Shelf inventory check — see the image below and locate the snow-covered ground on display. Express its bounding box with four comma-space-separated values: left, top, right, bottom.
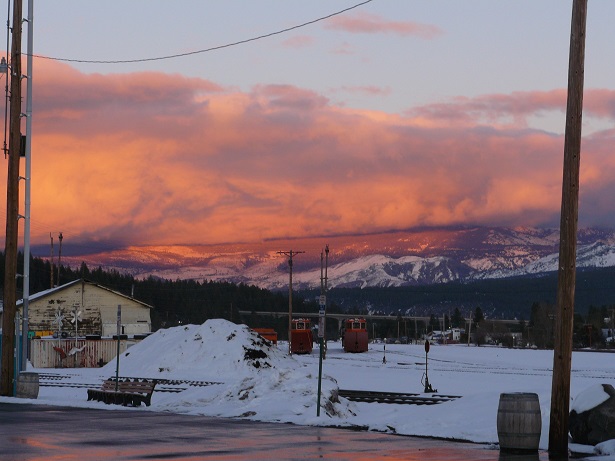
2, 319, 614, 459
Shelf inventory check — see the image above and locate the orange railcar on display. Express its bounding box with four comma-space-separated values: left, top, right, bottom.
342, 318, 368, 353
252, 328, 278, 345
290, 319, 313, 354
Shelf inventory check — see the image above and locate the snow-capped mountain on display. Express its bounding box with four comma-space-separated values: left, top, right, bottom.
509, 241, 615, 277
61, 227, 615, 290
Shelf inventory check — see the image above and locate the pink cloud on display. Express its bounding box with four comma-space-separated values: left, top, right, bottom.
325, 12, 442, 39
330, 42, 355, 55
281, 35, 315, 48
338, 85, 392, 97
406, 90, 569, 128
7, 60, 615, 250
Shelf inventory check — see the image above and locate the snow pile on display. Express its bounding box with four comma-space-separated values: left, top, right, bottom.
571, 384, 610, 414
107, 320, 290, 379
595, 440, 615, 457
102, 319, 353, 421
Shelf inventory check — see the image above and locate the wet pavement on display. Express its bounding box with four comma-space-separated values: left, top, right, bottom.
0, 402, 561, 460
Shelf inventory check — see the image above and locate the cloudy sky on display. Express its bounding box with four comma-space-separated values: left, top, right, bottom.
3, 1, 615, 257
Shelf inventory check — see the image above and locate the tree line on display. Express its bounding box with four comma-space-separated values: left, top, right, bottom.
303, 266, 615, 320
0, 252, 320, 335
2, 253, 613, 347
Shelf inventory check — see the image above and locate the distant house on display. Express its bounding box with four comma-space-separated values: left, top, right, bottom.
426, 328, 463, 344
15, 279, 153, 337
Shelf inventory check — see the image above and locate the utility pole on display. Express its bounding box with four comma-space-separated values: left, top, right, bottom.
323, 244, 329, 358
278, 250, 304, 355
467, 317, 472, 346
20, 0, 33, 373
57, 232, 63, 286
549, 0, 587, 456
49, 233, 54, 288
316, 244, 329, 416
1, 0, 23, 397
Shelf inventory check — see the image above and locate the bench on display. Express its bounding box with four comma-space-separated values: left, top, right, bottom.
87, 378, 157, 407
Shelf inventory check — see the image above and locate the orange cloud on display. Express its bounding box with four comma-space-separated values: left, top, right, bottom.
3, 60, 615, 253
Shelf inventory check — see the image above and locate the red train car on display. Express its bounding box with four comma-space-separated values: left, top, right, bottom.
290, 318, 313, 354
342, 318, 368, 353
252, 328, 278, 345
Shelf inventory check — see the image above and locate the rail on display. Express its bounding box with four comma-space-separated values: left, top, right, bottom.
338, 389, 461, 405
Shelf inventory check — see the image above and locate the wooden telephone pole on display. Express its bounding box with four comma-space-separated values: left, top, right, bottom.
1, 0, 23, 397
278, 250, 304, 354
549, 0, 587, 456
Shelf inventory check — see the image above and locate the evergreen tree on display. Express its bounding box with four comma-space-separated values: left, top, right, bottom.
451, 307, 464, 328
473, 306, 484, 327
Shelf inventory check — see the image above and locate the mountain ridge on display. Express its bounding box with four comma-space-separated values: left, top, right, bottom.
60, 226, 615, 291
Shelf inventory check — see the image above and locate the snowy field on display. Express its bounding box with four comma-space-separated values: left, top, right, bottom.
2, 319, 615, 459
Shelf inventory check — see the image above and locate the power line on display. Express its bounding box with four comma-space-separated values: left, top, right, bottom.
30, 0, 374, 65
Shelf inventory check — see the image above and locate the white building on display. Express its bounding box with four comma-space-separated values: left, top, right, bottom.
15, 279, 152, 337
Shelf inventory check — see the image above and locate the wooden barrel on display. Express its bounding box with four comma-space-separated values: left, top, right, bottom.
497, 392, 541, 452
16, 372, 39, 399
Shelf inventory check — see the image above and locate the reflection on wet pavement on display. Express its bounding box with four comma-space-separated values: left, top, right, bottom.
0, 403, 564, 461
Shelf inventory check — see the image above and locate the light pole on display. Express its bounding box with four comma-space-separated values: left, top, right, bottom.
21, 0, 33, 372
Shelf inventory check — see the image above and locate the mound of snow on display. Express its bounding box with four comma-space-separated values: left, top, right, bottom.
594, 439, 615, 456
107, 319, 292, 379
103, 319, 354, 421
571, 384, 610, 414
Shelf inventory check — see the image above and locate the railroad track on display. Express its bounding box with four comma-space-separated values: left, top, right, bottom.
37, 373, 222, 393
37, 373, 459, 403
338, 389, 461, 405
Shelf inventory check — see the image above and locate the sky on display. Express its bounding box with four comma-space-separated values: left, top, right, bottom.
2, 1, 615, 258
2, 319, 614, 458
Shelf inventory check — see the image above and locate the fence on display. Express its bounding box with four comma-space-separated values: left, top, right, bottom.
30, 337, 142, 368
